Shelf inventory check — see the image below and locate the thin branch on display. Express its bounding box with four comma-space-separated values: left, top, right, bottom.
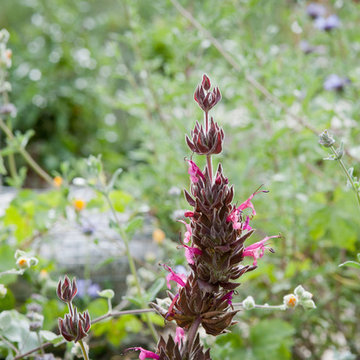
0, 117, 53, 185
13, 308, 155, 359
0, 334, 19, 355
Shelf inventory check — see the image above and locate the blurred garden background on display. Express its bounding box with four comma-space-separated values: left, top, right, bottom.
0, 0, 360, 359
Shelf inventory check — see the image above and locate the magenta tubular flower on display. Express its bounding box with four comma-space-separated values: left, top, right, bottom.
126, 347, 160, 360
178, 220, 192, 243
221, 291, 234, 306
237, 188, 268, 216
164, 265, 187, 289
243, 235, 279, 266
188, 160, 205, 183
175, 327, 185, 344
183, 244, 202, 265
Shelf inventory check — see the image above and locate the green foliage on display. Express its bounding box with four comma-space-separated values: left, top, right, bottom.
0, 0, 360, 358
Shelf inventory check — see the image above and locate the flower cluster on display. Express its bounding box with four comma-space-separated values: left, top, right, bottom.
143, 75, 280, 359
57, 276, 91, 343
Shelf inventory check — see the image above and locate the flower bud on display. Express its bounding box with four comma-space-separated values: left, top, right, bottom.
0, 284, 7, 298
30, 321, 42, 332
319, 130, 335, 148
57, 276, 78, 303
0, 29, 10, 43
294, 285, 305, 298
301, 299, 316, 309
58, 307, 91, 342
301, 291, 313, 300
242, 296, 255, 310
283, 294, 298, 309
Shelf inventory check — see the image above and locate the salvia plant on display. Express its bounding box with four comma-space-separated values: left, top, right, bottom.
119, 75, 314, 360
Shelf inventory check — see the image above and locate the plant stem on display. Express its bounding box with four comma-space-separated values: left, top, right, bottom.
103, 193, 158, 341
78, 340, 89, 360
0, 117, 53, 186
330, 145, 360, 211
186, 317, 201, 353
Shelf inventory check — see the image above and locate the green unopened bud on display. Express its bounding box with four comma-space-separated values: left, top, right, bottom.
0, 29, 10, 43
294, 285, 305, 297
0, 284, 7, 298
301, 299, 316, 309
319, 130, 335, 148
242, 296, 255, 310
301, 291, 313, 300
98, 289, 114, 299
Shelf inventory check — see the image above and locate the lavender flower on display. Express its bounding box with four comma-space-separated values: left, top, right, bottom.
314, 15, 340, 32
323, 74, 350, 92
306, 3, 326, 19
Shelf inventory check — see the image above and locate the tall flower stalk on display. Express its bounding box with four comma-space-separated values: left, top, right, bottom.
126, 75, 281, 360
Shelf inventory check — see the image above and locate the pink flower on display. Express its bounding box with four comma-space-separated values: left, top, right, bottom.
184, 211, 194, 218
127, 347, 159, 360
221, 291, 234, 306
226, 208, 241, 230
238, 187, 268, 216
163, 265, 187, 289
243, 235, 278, 266
178, 220, 192, 243
175, 327, 185, 344
243, 216, 252, 231
183, 244, 202, 265
188, 160, 205, 183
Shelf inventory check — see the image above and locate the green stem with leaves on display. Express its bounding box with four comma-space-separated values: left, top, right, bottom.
330, 145, 360, 210
103, 193, 158, 341
0, 117, 53, 185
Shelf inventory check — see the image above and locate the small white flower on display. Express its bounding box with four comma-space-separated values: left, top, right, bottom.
16, 257, 30, 269
242, 296, 256, 310
283, 294, 298, 309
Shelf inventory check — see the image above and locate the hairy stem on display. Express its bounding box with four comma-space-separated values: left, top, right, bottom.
186, 317, 201, 353
0, 117, 53, 185
78, 339, 89, 360
330, 145, 360, 211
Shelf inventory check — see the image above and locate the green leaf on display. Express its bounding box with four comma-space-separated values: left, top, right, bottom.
39, 330, 63, 345
250, 319, 295, 360
109, 190, 133, 212
145, 278, 165, 302
125, 217, 143, 237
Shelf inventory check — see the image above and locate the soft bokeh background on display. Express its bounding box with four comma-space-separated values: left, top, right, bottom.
0, 0, 360, 359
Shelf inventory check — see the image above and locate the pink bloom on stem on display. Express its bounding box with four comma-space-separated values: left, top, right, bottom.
238, 187, 269, 216
127, 347, 159, 360
175, 327, 185, 344
178, 220, 192, 243
226, 208, 241, 230
243, 235, 278, 266
184, 211, 194, 218
243, 216, 252, 231
188, 160, 205, 184
221, 291, 234, 306
183, 244, 202, 265
163, 265, 187, 289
